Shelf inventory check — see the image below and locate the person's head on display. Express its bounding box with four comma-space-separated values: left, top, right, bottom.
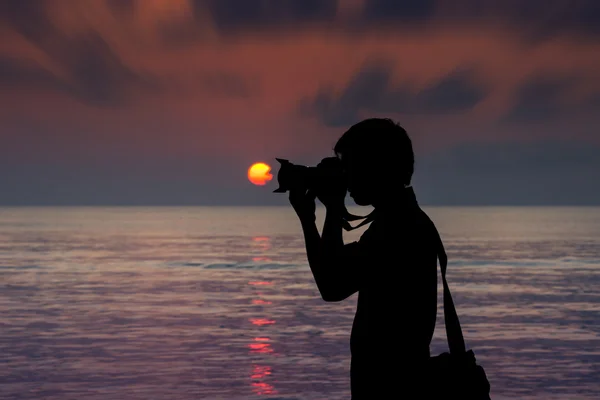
334, 118, 414, 206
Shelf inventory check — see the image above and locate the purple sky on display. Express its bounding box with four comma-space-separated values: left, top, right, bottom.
1, 0, 599, 205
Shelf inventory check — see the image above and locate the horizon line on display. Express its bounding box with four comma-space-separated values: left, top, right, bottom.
1, 204, 599, 207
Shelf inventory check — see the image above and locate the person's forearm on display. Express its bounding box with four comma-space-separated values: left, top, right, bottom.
321, 205, 344, 252
298, 215, 327, 290
299, 207, 345, 298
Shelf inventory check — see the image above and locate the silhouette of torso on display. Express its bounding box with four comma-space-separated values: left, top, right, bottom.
345, 188, 438, 398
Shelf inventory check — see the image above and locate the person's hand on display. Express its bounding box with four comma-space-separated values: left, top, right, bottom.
316, 185, 346, 211
315, 158, 347, 211
289, 188, 317, 222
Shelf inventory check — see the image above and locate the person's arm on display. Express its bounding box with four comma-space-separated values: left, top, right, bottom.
303, 206, 360, 301
291, 190, 363, 302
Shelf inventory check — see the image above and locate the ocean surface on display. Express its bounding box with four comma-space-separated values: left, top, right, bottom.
1, 206, 600, 399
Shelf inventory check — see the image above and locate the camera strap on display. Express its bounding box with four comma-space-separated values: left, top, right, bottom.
341, 209, 377, 231
342, 185, 416, 231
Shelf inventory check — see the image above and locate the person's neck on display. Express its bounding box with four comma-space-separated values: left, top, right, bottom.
372, 186, 417, 211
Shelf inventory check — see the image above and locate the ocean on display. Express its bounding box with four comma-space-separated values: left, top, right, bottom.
1, 206, 599, 399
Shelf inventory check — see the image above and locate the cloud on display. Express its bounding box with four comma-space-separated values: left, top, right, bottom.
298, 61, 397, 127
418, 69, 486, 113
504, 74, 600, 122
430, 0, 600, 38
3, 1, 600, 45
362, 0, 436, 22
0, 1, 157, 107
300, 61, 486, 127
196, 0, 337, 32
505, 75, 576, 122
1, 34, 156, 107
0, 0, 599, 205
57, 33, 155, 107
365, 1, 600, 39
198, 72, 259, 98
0, 56, 63, 90
179, 0, 600, 40
106, 0, 135, 19
0, 0, 55, 43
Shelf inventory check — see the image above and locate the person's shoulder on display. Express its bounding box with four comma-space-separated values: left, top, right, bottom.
414, 207, 434, 225
358, 206, 435, 242
383, 207, 436, 240
358, 212, 404, 245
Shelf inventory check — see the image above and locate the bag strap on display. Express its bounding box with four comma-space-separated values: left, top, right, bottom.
431, 222, 467, 355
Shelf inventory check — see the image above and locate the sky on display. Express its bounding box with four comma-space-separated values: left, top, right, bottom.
1, 0, 599, 206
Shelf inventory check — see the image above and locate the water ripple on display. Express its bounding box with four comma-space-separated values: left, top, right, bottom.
1, 206, 600, 399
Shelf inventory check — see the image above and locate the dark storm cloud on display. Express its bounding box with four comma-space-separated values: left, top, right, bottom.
300, 61, 485, 127
505, 75, 600, 122
416, 140, 600, 205
195, 0, 337, 31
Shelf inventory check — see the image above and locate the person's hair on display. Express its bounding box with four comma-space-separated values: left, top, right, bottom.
333, 118, 414, 185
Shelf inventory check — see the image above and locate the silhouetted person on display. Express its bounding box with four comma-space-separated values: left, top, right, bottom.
289, 118, 439, 398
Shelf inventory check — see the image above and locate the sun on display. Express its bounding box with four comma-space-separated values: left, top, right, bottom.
248, 162, 273, 186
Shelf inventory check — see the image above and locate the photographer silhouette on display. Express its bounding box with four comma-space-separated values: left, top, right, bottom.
289, 118, 439, 399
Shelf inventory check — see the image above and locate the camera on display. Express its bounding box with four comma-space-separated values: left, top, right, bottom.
273, 157, 375, 231
273, 157, 374, 230
272, 157, 345, 194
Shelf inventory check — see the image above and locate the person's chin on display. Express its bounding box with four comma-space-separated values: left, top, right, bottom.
350, 193, 371, 206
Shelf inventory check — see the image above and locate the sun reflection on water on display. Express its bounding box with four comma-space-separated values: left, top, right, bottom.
247, 237, 278, 396
249, 337, 274, 354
